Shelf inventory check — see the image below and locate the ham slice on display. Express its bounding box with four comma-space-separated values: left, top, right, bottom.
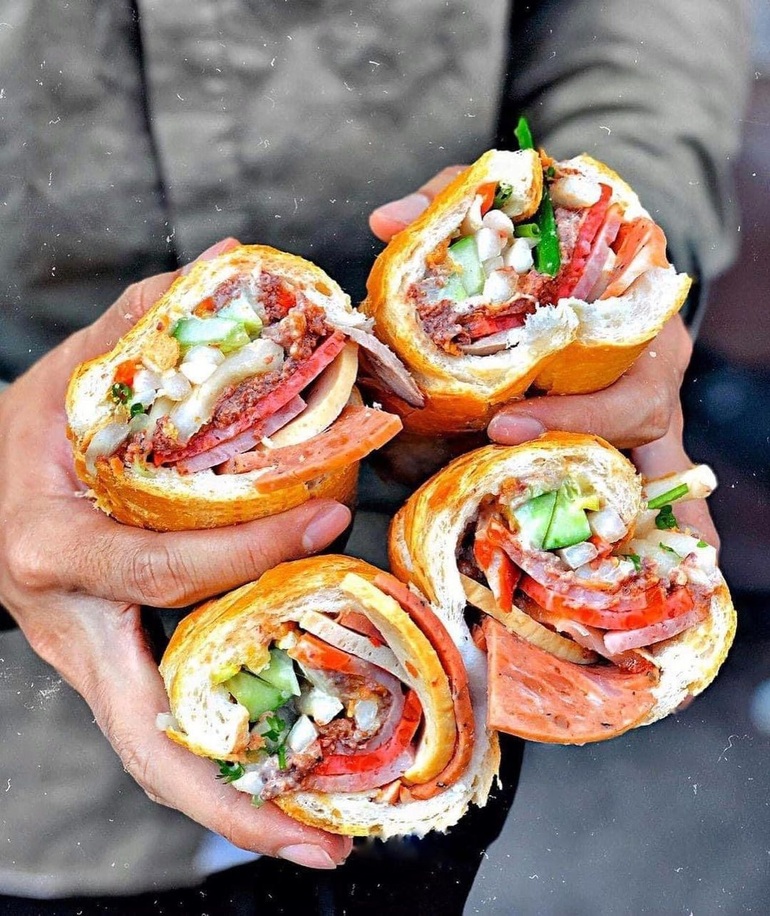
603, 599, 708, 654
483, 617, 659, 744
218, 404, 402, 484
175, 396, 306, 474
343, 326, 425, 408
599, 217, 670, 299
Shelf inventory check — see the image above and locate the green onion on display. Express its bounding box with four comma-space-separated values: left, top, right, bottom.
129, 402, 146, 417
655, 505, 679, 530
514, 223, 541, 240
277, 744, 288, 770
214, 759, 245, 783
493, 182, 513, 209
697, 539, 708, 548
625, 553, 642, 572
110, 382, 132, 405
534, 185, 561, 276
658, 542, 681, 555
647, 483, 689, 510
514, 115, 535, 151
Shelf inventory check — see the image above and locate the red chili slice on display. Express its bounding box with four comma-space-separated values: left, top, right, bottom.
520, 574, 695, 632
478, 182, 497, 215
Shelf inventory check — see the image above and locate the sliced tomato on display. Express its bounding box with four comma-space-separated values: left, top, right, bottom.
477, 182, 497, 215
600, 217, 669, 299
312, 690, 422, 778
289, 632, 361, 674
464, 310, 530, 340
114, 359, 139, 387
474, 540, 520, 613
520, 575, 696, 632
337, 609, 386, 647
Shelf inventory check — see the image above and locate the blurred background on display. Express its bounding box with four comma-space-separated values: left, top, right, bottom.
466, 3, 770, 912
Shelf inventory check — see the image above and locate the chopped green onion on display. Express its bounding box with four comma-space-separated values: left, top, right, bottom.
493, 182, 513, 209
534, 184, 561, 276
110, 382, 132, 405
277, 744, 288, 770
625, 553, 642, 573
647, 483, 690, 510
514, 115, 535, 151
655, 505, 679, 530
514, 223, 541, 240
546, 165, 556, 179
697, 539, 708, 548
658, 542, 681, 556
214, 759, 245, 783
130, 402, 146, 417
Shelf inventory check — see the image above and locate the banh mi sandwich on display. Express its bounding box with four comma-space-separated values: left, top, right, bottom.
66, 245, 423, 530
389, 434, 735, 744
363, 118, 691, 435
158, 555, 499, 837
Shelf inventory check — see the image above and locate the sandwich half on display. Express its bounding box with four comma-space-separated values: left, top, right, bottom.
159, 555, 499, 837
363, 147, 691, 435
66, 245, 420, 530
390, 434, 735, 744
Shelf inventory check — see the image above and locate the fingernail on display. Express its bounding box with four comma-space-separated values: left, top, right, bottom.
302, 504, 351, 553
277, 844, 337, 869
181, 238, 240, 275
372, 192, 430, 227
488, 414, 546, 444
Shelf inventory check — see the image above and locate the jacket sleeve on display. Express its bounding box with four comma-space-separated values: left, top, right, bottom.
499, 0, 752, 329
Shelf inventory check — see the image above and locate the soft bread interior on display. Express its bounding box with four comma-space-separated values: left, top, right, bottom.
160, 555, 499, 838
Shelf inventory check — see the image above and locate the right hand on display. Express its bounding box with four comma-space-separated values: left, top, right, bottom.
0, 241, 353, 869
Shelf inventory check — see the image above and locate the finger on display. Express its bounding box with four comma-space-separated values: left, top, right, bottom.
488, 317, 692, 450
51, 499, 351, 607
84, 606, 352, 866
369, 165, 467, 241
631, 407, 720, 550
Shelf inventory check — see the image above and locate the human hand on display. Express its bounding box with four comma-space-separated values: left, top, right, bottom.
0, 239, 353, 869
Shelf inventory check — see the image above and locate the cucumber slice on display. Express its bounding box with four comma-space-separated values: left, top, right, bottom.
224, 670, 286, 721
218, 297, 263, 336
510, 491, 558, 550
173, 316, 243, 348
441, 273, 469, 302
257, 649, 301, 698
448, 236, 485, 296
542, 483, 593, 550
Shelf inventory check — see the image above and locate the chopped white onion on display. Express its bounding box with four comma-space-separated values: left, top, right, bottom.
160, 370, 192, 401
549, 175, 602, 209
482, 209, 514, 238
460, 194, 484, 235
230, 770, 267, 796
483, 268, 516, 304
556, 541, 599, 570
575, 557, 636, 585
169, 339, 284, 444
503, 237, 534, 273
286, 715, 319, 754
132, 368, 163, 406
587, 506, 628, 543
84, 421, 132, 475
353, 698, 379, 732
180, 345, 225, 385
183, 345, 226, 366
475, 226, 503, 261
297, 686, 344, 726
483, 255, 505, 277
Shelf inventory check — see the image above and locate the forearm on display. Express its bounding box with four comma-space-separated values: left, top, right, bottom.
500, 0, 751, 299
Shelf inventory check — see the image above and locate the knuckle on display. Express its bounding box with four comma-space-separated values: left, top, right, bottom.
128, 541, 191, 607
3, 531, 54, 596
645, 387, 673, 442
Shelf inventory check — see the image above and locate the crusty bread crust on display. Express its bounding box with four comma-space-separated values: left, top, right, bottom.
160, 555, 499, 837
363, 153, 691, 434
66, 246, 374, 530
389, 433, 736, 738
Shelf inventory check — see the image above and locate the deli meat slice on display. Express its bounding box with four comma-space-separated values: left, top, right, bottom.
219, 405, 402, 486
483, 618, 659, 744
